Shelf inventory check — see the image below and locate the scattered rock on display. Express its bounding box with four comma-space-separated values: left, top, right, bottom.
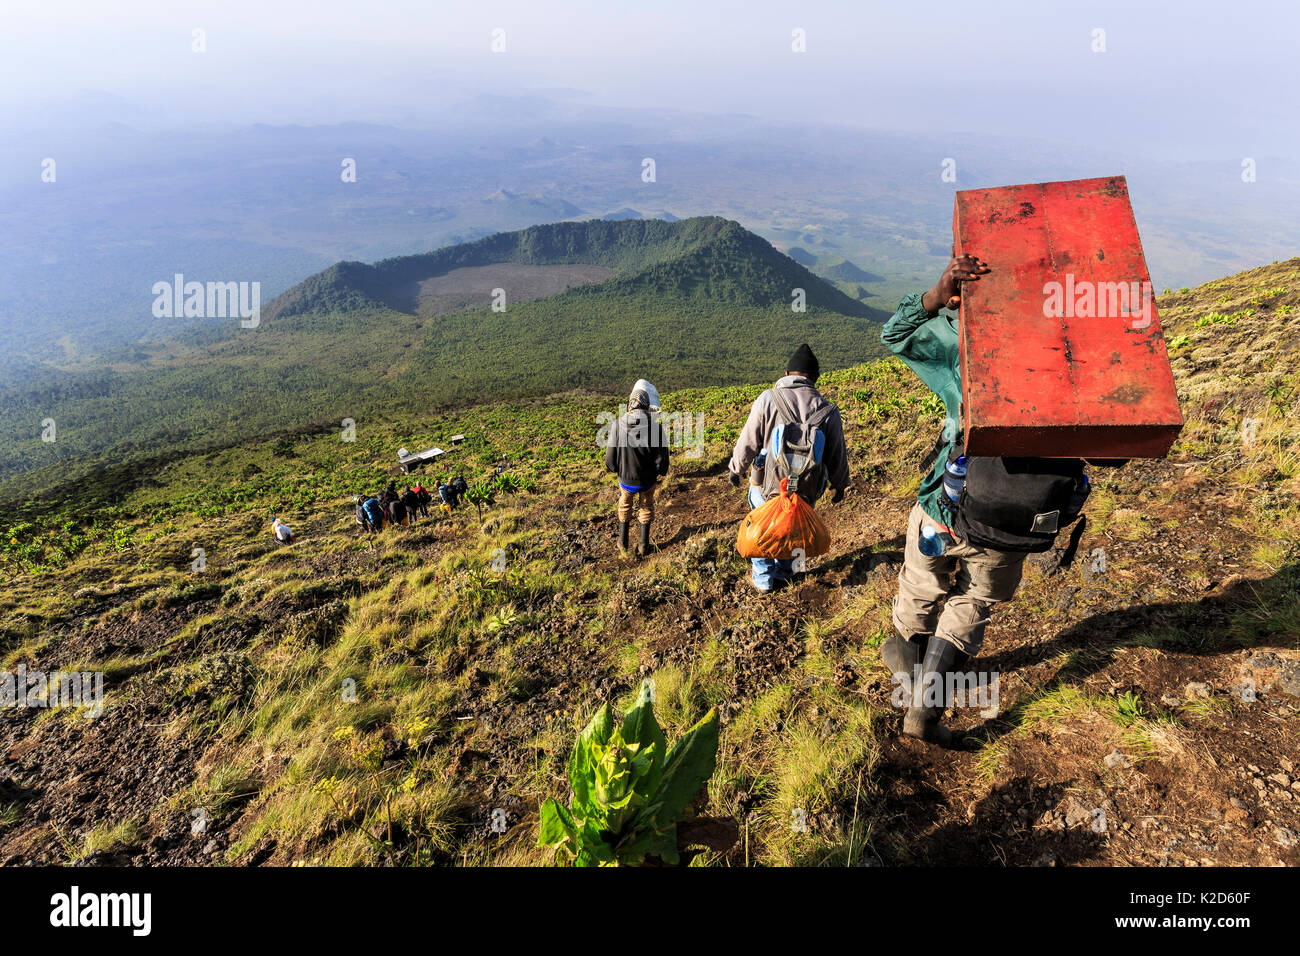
1063, 797, 1094, 829
1184, 681, 1212, 699
1028, 549, 1067, 577
1241, 651, 1300, 699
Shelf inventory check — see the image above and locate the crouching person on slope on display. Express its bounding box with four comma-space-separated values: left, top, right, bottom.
604, 379, 670, 555
727, 344, 849, 592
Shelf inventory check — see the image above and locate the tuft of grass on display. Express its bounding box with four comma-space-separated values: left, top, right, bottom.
757, 687, 880, 867
75, 819, 144, 860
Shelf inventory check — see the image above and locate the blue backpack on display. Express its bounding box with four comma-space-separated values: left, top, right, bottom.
362, 498, 384, 527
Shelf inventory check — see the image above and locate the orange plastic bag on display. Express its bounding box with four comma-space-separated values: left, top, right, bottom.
736, 479, 831, 560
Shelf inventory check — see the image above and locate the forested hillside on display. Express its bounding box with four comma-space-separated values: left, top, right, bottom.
0, 218, 887, 499
268, 217, 874, 319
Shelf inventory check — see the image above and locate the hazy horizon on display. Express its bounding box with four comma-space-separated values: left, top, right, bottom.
2, 0, 1297, 375
4, 0, 1295, 158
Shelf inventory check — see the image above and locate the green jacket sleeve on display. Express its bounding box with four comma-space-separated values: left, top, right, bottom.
880, 291, 963, 422
881, 291, 938, 351
882, 292, 964, 526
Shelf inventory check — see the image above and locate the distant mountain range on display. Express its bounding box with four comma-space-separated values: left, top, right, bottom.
0, 217, 889, 496
6, 115, 1297, 386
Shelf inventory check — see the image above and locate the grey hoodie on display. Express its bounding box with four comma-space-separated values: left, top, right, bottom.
728, 375, 849, 495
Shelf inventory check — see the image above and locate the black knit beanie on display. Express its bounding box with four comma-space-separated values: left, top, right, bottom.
786, 343, 819, 379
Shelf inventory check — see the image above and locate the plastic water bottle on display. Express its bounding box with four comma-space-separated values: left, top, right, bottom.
1068, 473, 1091, 515
919, 525, 946, 557
943, 455, 968, 503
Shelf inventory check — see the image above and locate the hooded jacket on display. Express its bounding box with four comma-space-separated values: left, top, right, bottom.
604, 385, 669, 491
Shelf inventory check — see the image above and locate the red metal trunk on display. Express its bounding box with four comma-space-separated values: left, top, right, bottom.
953, 175, 1183, 458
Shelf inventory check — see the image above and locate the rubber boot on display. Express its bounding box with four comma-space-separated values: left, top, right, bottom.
902, 638, 968, 746
881, 627, 927, 679
618, 520, 630, 551
637, 522, 651, 556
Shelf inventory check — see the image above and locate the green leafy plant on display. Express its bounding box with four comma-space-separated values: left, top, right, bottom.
492, 472, 521, 495
463, 483, 496, 523
538, 682, 719, 866
486, 606, 518, 634
1114, 691, 1145, 727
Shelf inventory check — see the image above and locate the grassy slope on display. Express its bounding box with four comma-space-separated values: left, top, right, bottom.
2, 261, 1298, 866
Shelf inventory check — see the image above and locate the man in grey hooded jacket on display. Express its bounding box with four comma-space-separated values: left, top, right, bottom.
727, 344, 850, 591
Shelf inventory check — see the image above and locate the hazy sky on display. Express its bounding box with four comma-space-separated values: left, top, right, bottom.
3, 0, 1294, 159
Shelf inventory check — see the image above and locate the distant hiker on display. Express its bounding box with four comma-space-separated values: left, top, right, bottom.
401, 487, 422, 524
437, 480, 456, 510
880, 256, 1122, 745
453, 474, 468, 499
727, 345, 849, 592
271, 517, 295, 544
360, 496, 385, 534
379, 481, 400, 507
387, 497, 409, 527
604, 378, 669, 555
411, 483, 432, 518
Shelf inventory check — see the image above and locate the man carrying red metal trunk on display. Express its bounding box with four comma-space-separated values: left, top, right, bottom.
880, 255, 1124, 746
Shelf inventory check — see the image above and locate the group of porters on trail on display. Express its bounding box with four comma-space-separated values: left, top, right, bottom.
354, 474, 470, 533
605, 255, 1132, 747
271, 256, 1135, 748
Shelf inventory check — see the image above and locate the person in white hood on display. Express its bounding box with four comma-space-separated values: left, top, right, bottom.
603, 379, 669, 555
272, 517, 294, 544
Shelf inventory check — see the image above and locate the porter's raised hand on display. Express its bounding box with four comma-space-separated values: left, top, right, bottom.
923, 254, 990, 313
